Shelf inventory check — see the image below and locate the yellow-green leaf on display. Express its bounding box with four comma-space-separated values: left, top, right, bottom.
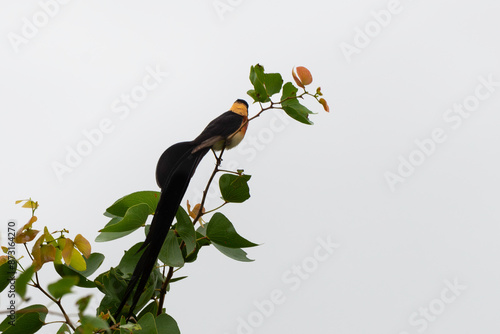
69, 249, 86, 271
22, 200, 39, 209
54, 247, 63, 265
44, 226, 55, 243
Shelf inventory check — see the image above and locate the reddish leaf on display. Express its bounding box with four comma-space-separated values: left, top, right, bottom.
62, 238, 74, 265
293, 66, 313, 87
31, 234, 45, 271
186, 200, 205, 220
14, 229, 40, 244
292, 69, 304, 88
40, 244, 56, 263
319, 98, 330, 112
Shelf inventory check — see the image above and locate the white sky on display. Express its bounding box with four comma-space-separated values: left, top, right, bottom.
1, 0, 500, 333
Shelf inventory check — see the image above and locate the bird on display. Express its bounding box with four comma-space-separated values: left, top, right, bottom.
114, 99, 249, 320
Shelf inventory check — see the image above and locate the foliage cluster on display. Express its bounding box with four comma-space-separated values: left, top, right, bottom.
0, 64, 328, 333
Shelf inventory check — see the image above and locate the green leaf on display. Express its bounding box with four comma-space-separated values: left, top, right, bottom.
48, 276, 79, 299
202, 220, 255, 262
136, 313, 157, 333
137, 300, 159, 321
106, 191, 160, 217
282, 103, 315, 125
158, 231, 184, 268
116, 243, 145, 277
53, 264, 95, 288
134, 276, 161, 317
95, 217, 132, 242
118, 315, 128, 332
73, 252, 105, 277
281, 81, 298, 100
100, 203, 151, 233
182, 242, 201, 263
132, 312, 181, 334
78, 315, 110, 333
175, 207, 196, 255
0, 257, 16, 293
182, 229, 212, 262
263, 72, 284, 97
54, 253, 105, 288
182, 231, 211, 263
246, 89, 259, 103
94, 268, 128, 316
206, 213, 258, 248
56, 323, 71, 334
119, 321, 142, 333
169, 276, 188, 283
195, 229, 211, 245
0, 304, 48, 334
248, 64, 269, 103
247, 64, 283, 103
156, 313, 181, 334
76, 295, 92, 316
280, 82, 314, 125
219, 174, 251, 203
16, 266, 34, 299
212, 243, 254, 262
75, 295, 92, 316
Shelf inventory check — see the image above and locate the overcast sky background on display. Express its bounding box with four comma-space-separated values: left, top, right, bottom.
1, 1, 500, 333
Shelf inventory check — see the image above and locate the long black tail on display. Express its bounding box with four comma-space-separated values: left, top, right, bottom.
114, 142, 210, 319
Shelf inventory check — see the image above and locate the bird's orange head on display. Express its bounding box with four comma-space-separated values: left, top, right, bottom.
230, 99, 249, 117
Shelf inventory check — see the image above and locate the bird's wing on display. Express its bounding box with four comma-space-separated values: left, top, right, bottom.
192, 111, 245, 150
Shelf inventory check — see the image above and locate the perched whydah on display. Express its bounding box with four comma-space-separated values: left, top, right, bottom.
114, 99, 249, 319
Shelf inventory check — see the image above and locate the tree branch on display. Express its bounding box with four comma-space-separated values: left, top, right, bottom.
22, 243, 76, 331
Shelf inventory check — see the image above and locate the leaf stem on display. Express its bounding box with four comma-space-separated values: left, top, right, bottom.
203, 202, 228, 215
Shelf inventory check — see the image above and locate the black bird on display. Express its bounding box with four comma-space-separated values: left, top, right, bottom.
114, 99, 249, 319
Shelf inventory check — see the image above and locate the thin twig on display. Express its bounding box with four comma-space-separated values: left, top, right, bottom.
157, 266, 174, 316
192, 146, 226, 226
